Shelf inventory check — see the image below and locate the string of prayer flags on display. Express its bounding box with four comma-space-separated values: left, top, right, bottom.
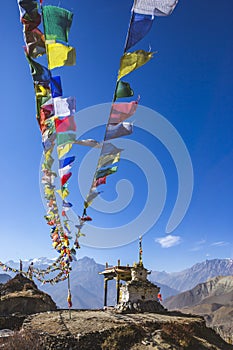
105, 122, 133, 141
114, 81, 134, 100
50, 76, 63, 98
54, 96, 76, 117
133, 0, 179, 16
55, 115, 76, 133
109, 101, 138, 124
118, 50, 154, 81
42, 6, 73, 43
46, 42, 76, 70
125, 12, 154, 52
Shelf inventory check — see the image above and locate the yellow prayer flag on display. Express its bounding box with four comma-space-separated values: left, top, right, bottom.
57, 143, 73, 159
35, 84, 50, 97
44, 187, 55, 196
98, 152, 120, 169
118, 50, 154, 81
56, 188, 69, 199
46, 42, 76, 70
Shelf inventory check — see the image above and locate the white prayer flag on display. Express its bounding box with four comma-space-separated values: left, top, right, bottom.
133, 0, 179, 16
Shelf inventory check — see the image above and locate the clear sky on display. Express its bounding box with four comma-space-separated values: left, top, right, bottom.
1, 0, 232, 272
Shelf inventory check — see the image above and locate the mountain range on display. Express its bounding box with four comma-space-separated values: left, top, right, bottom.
150, 258, 233, 292
163, 275, 233, 343
0, 273, 11, 284
4, 257, 233, 309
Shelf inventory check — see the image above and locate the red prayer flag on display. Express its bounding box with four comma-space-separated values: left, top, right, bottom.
93, 176, 107, 188
55, 115, 76, 133
61, 172, 72, 186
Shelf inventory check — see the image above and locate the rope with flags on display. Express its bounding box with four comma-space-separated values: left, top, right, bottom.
15, 0, 179, 306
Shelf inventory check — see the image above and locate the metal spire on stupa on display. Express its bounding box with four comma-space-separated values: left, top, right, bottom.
139, 236, 143, 266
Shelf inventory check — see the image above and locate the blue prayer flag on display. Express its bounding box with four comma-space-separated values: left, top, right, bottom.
50, 76, 63, 98
125, 12, 154, 52
59, 156, 75, 169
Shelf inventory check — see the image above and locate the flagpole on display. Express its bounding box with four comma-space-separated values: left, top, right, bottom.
68, 274, 72, 320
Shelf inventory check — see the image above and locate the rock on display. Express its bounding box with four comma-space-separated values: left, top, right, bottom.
0, 274, 57, 316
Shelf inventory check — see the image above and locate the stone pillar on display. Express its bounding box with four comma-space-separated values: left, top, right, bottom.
116, 277, 120, 304
104, 278, 108, 307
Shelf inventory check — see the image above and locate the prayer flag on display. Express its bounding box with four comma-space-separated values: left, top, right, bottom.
115, 81, 134, 100
57, 187, 69, 199
21, 13, 41, 31
133, 0, 179, 16
98, 153, 120, 169
95, 166, 118, 180
62, 201, 73, 209
46, 43, 76, 70
18, 0, 38, 19
56, 133, 76, 146
26, 54, 51, 83
61, 172, 72, 186
58, 164, 72, 178
101, 143, 124, 156
50, 76, 63, 98
42, 6, 73, 43
118, 50, 153, 81
54, 96, 76, 117
59, 156, 75, 169
24, 28, 45, 58
105, 122, 133, 141
125, 12, 154, 52
57, 143, 73, 158
93, 176, 107, 188
110, 101, 138, 124
74, 139, 101, 148
55, 116, 76, 133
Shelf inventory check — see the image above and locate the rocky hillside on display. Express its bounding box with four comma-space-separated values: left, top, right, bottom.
0, 273, 57, 315
0, 310, 230, 350
150, 258, 233, 292
164, 275, 233, 344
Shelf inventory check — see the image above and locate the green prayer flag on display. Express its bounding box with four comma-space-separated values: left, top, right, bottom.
115, 81, 134, 100
95, 166, 118, 180
42, 6, 73, 43
56, 133, 76, 146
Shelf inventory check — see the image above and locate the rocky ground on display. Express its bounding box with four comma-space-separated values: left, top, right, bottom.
2, 309, 229, 350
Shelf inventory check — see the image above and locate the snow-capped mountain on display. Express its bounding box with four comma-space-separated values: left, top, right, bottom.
3, 257, 233, 308
150, 259, 233, 292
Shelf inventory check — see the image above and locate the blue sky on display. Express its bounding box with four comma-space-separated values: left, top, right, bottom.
1, 0, 232, 272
